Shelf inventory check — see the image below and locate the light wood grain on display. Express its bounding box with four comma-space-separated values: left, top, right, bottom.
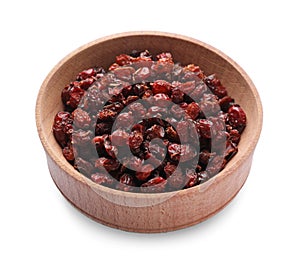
36, 32, 263, 233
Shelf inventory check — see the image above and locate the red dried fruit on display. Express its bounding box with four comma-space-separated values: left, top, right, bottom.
206, 155, 226, 176
198, 150, 213, 167
199, 93, 220, 116
123, 95, 139, 106
131, 123, 145, 133
127, 156, 143, 171
128, 102, 146, 120
165, 126, 179, 142
225, 140, 238, 160
147, 106, 167, 117
133, 67, 151, 82
190, 82, 208, 101
129, 130, 143, 150
79, 78, 95, 90
197, 119, 213, 139
205, 74, 228, 98
98, 109, 117, 122
117, 173, 136, 192
170, 104, 186, 119
171, 89, 185, 104
62, 84, 85, 110
198, 171, 210, 184
168, 143, 181, 162
184, 64, 205, 79
153, 93, 171, 107
142, 89, 153, 100
145, 125, 165, 140
53, 50, 246, 193
114, 112, 134, 128
147, 139, 167, 161
116, 54, 133, 66
136, 164, 153, 181
132, 83, 149, 97
229, 129, 241, 145
91, 172, 115, 186
108, 63, 120, 71
111, 129, 129, 146
176, 121, 190, 143
75, 157, 94, 176
185, 102, 201, 120
228, 105, 247, 132
95, 157, 120, 172
156, 52, 173, 63
95, 122, 112, 136
175, 81, 196, 95
185, 169, 199, 188
53, 111, 73, 147
73, 108, 91, 129
77, 68, 96, 80
151, 61, 173, 74
113, 66, 135, 81
141, 177, 167, 193
180, 144, 197, 162
72, 129, 92, 145
219, 96, 234, 112
152, 80, 172, 95
103, 137, 118, 159
164, 164, 186, 190
62, 144, 75, 162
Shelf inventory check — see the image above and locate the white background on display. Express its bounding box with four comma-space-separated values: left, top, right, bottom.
1, 0, 299, 266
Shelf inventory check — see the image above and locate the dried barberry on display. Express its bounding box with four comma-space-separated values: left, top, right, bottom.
227, 105, 247, 133
53, 50, 247, 193
53, 111, 73, 147
141, 177, 167, 193
91, 172, 115, 186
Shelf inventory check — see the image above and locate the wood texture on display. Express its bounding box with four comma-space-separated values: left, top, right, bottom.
36, 32, 263, 233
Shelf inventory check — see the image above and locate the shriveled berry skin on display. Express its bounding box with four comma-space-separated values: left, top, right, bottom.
53, 50, 246, 193
228, 105, 247, 133
141, 177, 167, 193
53, 111, 73, 147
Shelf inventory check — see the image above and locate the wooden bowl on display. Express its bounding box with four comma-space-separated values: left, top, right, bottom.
36, 32, 262, 233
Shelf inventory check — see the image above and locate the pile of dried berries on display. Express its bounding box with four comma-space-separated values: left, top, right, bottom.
53, 50, 246, 193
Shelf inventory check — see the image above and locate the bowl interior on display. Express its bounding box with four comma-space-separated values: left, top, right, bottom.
37, 32, 262, 190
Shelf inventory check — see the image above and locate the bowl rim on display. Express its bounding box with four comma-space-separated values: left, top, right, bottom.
35, 31, 263, 198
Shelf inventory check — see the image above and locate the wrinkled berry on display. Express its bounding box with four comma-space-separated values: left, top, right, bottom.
228, 105, 247, 132
141, 177, 167, 193
53, 50, 246, 193
136, 164, 153, 181
152, 80, 172, 95
91, 172, 115, 186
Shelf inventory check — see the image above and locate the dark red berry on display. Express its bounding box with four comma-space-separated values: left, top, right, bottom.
62, 144, 75, 162
141, 177, 167, 193
95, 157, 120, 172
91, 172, 115, 186
228, 105, 247, 132
168, 143, 181, 162
72, 108, 91, 129
111, 129, 129, 146
152, 80, 172, 95
136, 164, 153, 181
77, 68, 96, 80
53, 111, 73, 147
197, 119, 213, 139
117, 173, 136, 192
129, 131, 143, 150
53, 50, 247, 193
185, 102, 201, 120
